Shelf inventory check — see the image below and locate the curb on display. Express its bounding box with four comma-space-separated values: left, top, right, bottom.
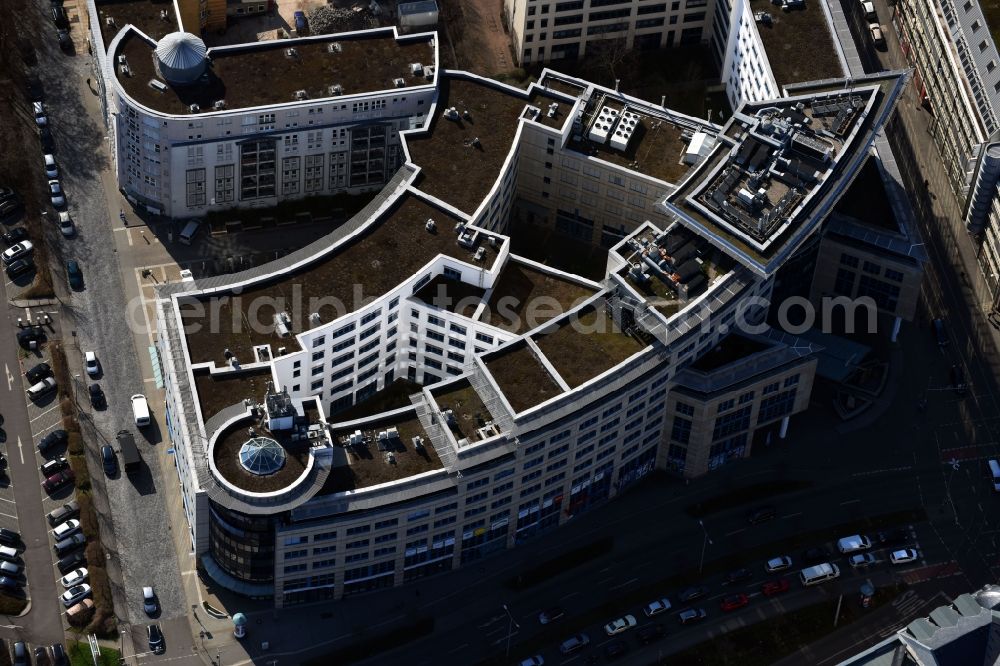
11, 299, 58, 308
14, 598, 31, 618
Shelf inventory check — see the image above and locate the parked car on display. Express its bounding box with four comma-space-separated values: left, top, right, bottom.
26, 376, 57, 400
37, 429, 67, 454
0, 529, 19, 546
33, 647, 46, 666
101, 445, 117, 476
603, 639, 628, 661
890, 548, 919, 565
142, 586, 159, 616
950, 364, 967, 396
603, 614, 637, 636
558, 633, 590, 655
765, 556, 793, 573
147, 624, 165, 654
40, 456, 69, 477
52, 519, 81, 540
801, 546, 829, 564
875, 528, 910, 547
643, 598, 672, 617
869, 22, 885, 47
761, 578, 790, 596
293, 10, 308, 33
13, 641, 26, 666
0, 562, 22, 578
88, 384, 106, 409
2, 240, 33, 264
51, 644, 68, 666
42, 469, 74, 494
44, 154, 58, 178
61, 583, 92, 607
17, 327, 45, 349
677, 585, 708, 602
59, 567, 88, 589
538, 607, 564, 624
678, 608, 707, 625
65, 598, 93, 619
51, 5, 69, 28
720, 594, 750, 612
57, 28, 72, 51
57, 551, 85, 574
0, 197, 22, 220
48, 179, 64, 207
39, 126, 54, 152
747, 506, 776, 524
1, 227, 28, 246
0, 577, 20, 593
849, 553, 877, 568
861, 0, 876, 19
519, 657, 544, 666
5, 258, 34, 280
837, 535, 872, 554
53, 533, 85, 556
85, 351, 99, 377
724, 568, 753, 585
57, 211, 74, 236
33, 101, 47, 126
66, 260, 83, 289
636, 623, 665, 645
47, 500, 79, 526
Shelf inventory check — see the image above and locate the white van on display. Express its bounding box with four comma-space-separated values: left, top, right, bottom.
130, 394, 150, 427
178, 219, 201, 245
988, 460, 1000, 491
836, 534, 872, 554
799, 563, 840, 586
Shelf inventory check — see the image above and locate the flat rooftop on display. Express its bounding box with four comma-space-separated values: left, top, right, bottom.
212, 419, 312, 493
748, 0, 844, 87
194, 368, 273, 421
482, 261, 596, 334
572, 103, 694, 184
98, 0, 178, 49
412, 275, 486, 318
116, 31, 436, 115
533, 307, 647, 389
690, 334, 770, 372
406, 76, 565, 215
432, 380, 492, 442
484, 343, 563, 413
181, 192, 498, 366
323, 414, 441, 493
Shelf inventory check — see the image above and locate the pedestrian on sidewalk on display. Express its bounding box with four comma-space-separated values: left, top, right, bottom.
120, 208, 127, 225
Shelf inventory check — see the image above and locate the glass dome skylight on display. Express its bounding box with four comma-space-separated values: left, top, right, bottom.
238, 437, 286, 476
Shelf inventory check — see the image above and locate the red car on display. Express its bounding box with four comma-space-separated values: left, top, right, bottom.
762, 578, 790, 596
720, 594, 749, 612
42, 469, 74, 493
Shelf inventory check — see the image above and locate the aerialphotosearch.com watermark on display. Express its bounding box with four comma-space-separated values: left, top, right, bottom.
124, 282, 881, 340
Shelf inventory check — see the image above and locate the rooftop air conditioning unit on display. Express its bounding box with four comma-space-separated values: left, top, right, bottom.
189, 104, 200, 113
393, 78, 406, 88
294, 89, 308, 100
474, 247, 486, 262
213, 100, 226, 110
410, 62, 423, 76
309, 312, 321, 325
328, 84, 343, 96
425, 218, 436, 232
117, 55, 127, 66
120, 65, 131, 77
105, 17, 115, 27
424, 66, 435, 80
328, 42, 342, 53
285, 47, 298, 58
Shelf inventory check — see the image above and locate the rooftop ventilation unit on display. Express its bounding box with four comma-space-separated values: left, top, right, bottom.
117, 55, 127, 66
188, 103, 200, 113
328, 42, 342, 53
474, 247, 486, 262
393, 77, 406, 88
444, 107, 460, 121
285, 47, 298, 58
120, 64, 132, 77
159, 9, 169, 21
425, 218, 437, 232
546, 102, 559, 118
105, 17, 115, 27
213, 100, 226, 110
610, 110, 640, 151
294, 89, 308, 100
424, 66, 435, 80
329, 84, 343, 96
410, 62, 423, 76
309, 312, 321, 325
588, 105, 620, 143
273, 312, 292, 337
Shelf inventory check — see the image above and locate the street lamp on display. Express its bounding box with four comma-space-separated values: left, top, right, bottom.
502, 604, 519, 658
698, 519, 713, 574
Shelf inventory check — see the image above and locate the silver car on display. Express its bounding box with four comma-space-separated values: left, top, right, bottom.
48, 180, 64, 207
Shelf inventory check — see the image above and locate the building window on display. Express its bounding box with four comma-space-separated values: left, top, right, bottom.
670, 417, 691, 444
214, 164, 235, 203
185, 168, 206, 207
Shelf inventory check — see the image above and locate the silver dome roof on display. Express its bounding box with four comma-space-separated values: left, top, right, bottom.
155, 32, 207, 84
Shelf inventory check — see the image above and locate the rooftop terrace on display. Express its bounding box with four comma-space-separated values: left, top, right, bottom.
533, 307, 647, 389
180, 193, 497, 366
323, 414, 441, 494
571, 103, 694, 184
117, 31, 435, 115
484, 343, 563, 413
432, 380, 493, 442
482, 261, 596, 334
406, 77, 565, 215
194, 368, 272, 421
748, 0, 844, 87
98, 0, 178, 49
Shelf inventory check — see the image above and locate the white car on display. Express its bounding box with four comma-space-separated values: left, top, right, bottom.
603, 614, 637, 636
44, 154, 58, 179
61, 583, 91, 607
52, 519, 81, 540
85, 352, 99, 377
849, 553, 876, 568
59, 567, 88, 589
765, 556, 793, 573
890, 548, 919, 565
58, 211, 74, 237
33, 102, 47, 126
1, 240, 33, 265
869, 22, 885, 46
48, 179, 65, 207
643, 598, 672, 617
